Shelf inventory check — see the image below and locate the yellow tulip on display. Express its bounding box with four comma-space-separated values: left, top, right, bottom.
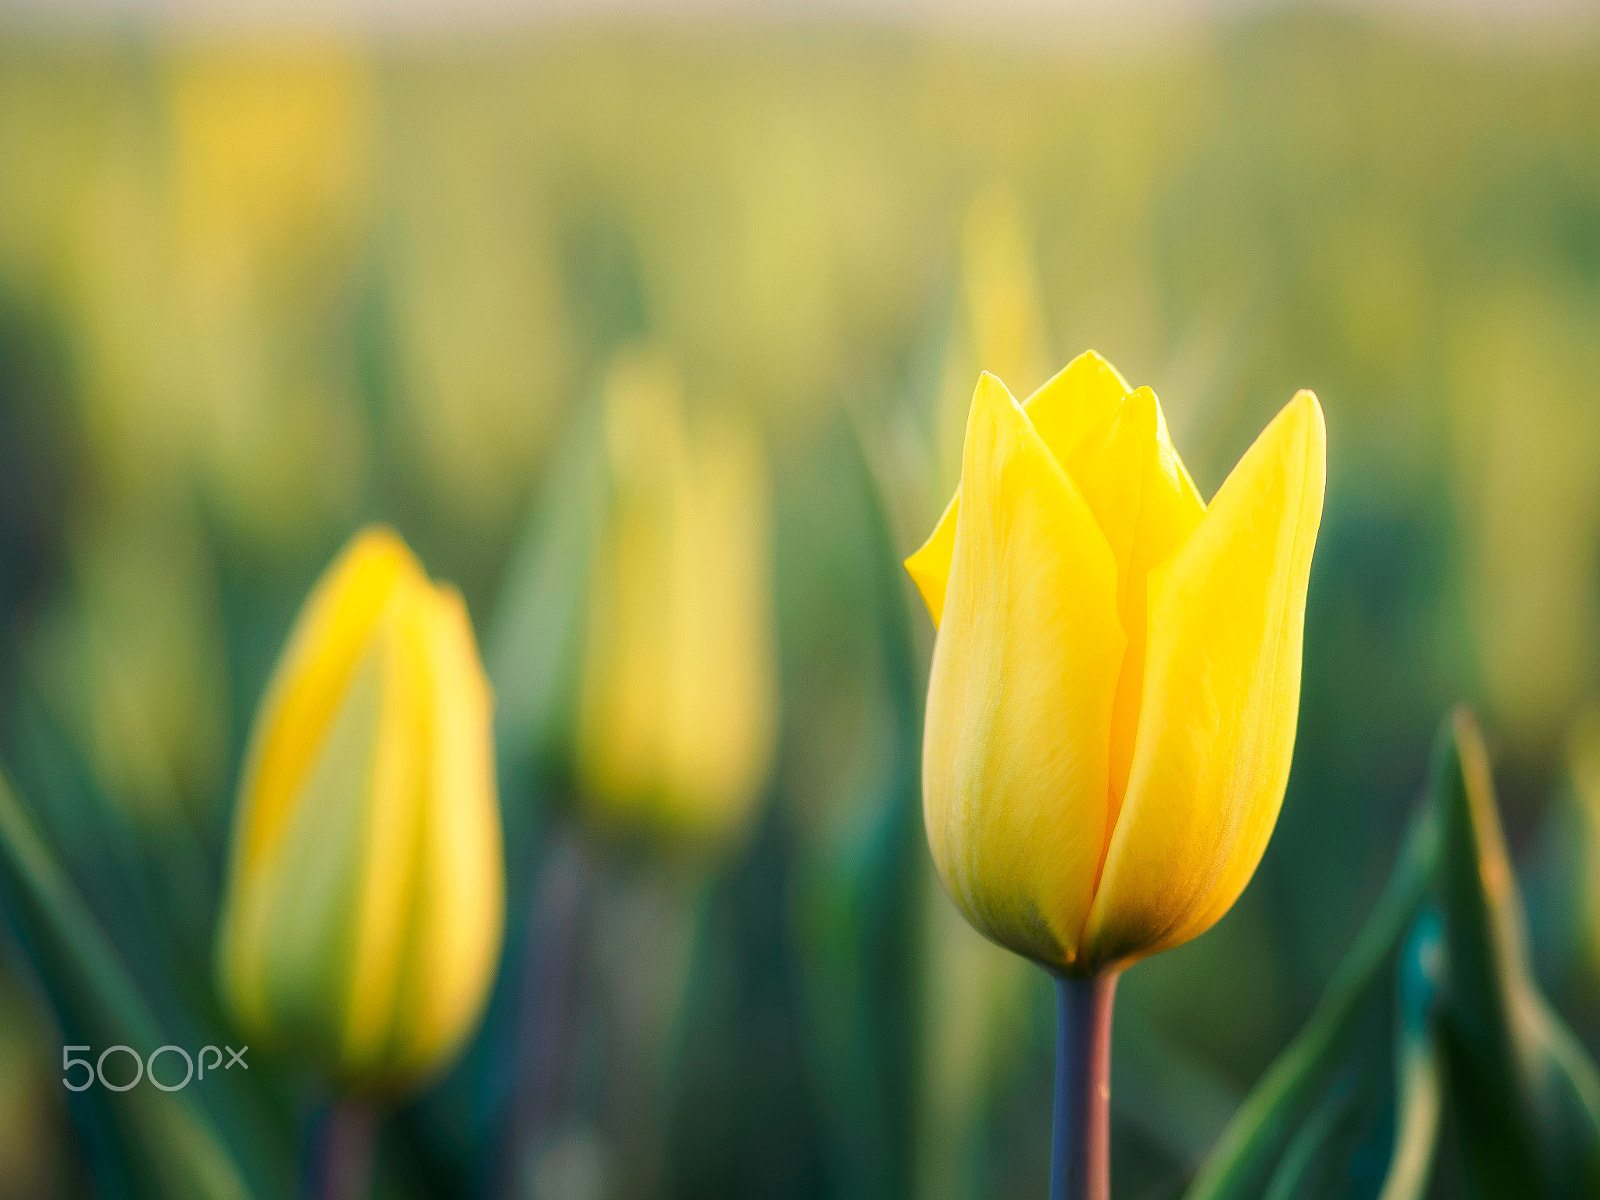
216, 527, 504, 1090
576, 352, 777, 853
907, 352, 1325, 976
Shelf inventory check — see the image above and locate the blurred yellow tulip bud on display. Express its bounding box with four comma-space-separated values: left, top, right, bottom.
216, 527, 504, 1090
907, 352, 1325, 975
577, 352, 777, 853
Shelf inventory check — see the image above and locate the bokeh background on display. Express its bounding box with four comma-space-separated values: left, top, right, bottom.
2, 2, 1600, 1198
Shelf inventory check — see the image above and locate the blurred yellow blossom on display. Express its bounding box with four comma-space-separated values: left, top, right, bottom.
217, 528, 504, 1090
937, 187, 1052, 493
165, 47, 375, 547
577, 351, 777, 853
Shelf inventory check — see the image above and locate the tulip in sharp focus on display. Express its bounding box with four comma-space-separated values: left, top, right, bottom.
908, 351, 1326, 977
216, 527, 504, 1091
908, 352, 1324, 1199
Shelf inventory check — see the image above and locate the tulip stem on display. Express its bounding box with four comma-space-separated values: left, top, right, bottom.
1051, 972, 1117, 1200
318, 1100, 375, 1200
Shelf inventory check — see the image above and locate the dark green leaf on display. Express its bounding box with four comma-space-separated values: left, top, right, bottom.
1432, 710, 1600, 1199
1373, 911, 1444, 1200
1186, 807, 1439, 1200
0, 763, 256, 1200
783, 422, 924, 1200
484, 405, 608, 794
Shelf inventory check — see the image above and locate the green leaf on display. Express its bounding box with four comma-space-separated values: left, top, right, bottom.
1260, 1071, 1360, 1200
1374, 910, 1444, 1200
1432, 710, 1600, 1199
1186, 806, 1439, 1200
484, 404, 608, 793
784, 422, 924, 1200
0, 763, 256, 1200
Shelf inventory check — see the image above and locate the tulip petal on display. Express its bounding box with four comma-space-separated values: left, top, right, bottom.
341, 586, 430, 1073
250, 642, 387, 1059
1024, 349, 1135, 467
220, 527, 424, 1037
388, 586, 504, 1077
923, 372, 1125, 968
232, 528, 425, 879
904, 491, 959, 625
666, 418, 776, 841
904, 351, 1131, 626
1082, 391, 1325, 968
1064, 387, 1205, 820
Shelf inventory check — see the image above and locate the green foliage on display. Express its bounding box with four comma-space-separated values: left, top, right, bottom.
1191, 712, 1600, 1200
1187, 805, 1438, 1200
486, 404, 609, 799
0, 766, 255, 1200
4, 13, 1600, 1199
782, 422, 926, 1200
1434, 713, 1600, 1198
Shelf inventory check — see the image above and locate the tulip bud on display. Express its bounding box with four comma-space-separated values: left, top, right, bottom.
576, 352, 777, 853
908, 352, 1325, 975
216, 527, 504, 1090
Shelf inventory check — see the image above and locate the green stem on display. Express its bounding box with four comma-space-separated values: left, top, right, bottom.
1051, 973, 1118, 1200
319, 1100, 375, 1200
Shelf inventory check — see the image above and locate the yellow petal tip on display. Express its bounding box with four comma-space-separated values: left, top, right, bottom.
1290, 388, 1326, 430
339, 524, 425, 583
348, 522, 406, 554
972, 369, 1015, 407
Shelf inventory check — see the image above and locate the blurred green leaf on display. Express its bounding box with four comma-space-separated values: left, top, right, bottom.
485, 404, 607, 795
1374, 911, 1444, 1200
3, 682, 196, 1026
1259, 1071, 1359, 1200
1196, 711, 1600, 1200
783, 422, 924, 1200
401, 410, 610, 1199
1434, 710, 1600, 1198
0, 762, 257, 1200
1186, 806, 1439, 1200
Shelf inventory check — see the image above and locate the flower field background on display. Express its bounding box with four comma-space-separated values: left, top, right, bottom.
2, 9, 1600, 1199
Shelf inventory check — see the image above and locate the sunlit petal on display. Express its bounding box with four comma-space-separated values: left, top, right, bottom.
1082, 392, 1326, 967
905, 351, 1131, 626
923, 373, 1125, 967
1064, 387, 1205, 821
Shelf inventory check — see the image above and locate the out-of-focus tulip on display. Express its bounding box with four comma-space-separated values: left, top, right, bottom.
576, 352, 776, 853
936, 186, 1052, 494
216, 527, 504, 1090
907, 352, 1325, 975
1450, 287, 1600, 754
165, 49, 375, 547
960, 187, 1051, 403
